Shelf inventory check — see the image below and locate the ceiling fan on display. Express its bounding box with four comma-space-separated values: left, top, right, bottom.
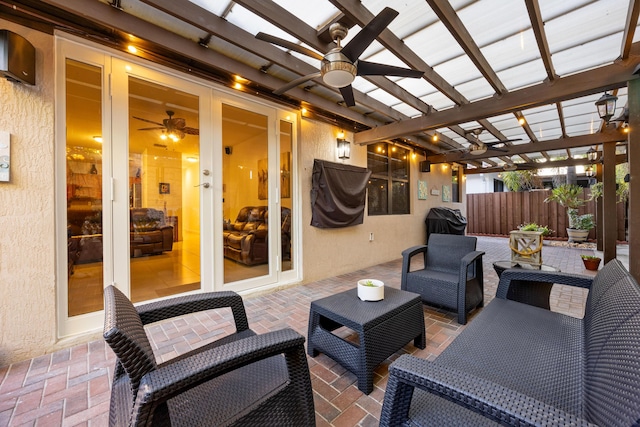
133, 110, 199, 141
461, 128, 522, 156
255, 7, 424, 107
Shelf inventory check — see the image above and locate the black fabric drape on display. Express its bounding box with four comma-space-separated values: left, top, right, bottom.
310, 159, 371, 228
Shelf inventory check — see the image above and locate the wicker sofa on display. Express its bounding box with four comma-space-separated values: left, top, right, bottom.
381, 259, 640, 426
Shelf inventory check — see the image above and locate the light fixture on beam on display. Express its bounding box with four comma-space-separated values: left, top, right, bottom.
586, 147, 598, 162
595, 92, 618, 123
585, 165, 595, 177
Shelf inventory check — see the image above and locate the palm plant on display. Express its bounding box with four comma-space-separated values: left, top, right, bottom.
544, 184, 593, 230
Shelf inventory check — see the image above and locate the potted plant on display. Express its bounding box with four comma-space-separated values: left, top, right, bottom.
357, 279, 384, 301
519, 222, 553, 237
544, 184, 594, 242
581, 254, 601, 271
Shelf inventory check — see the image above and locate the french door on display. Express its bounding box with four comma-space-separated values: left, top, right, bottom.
56, 37, 298, 338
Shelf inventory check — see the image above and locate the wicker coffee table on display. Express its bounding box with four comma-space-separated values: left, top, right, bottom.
307, 287, 425, 394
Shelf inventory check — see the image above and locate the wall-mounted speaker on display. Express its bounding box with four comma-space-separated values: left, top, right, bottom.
224, 146, 232, 155
420, 160, 431, 172
0, 30, 35, 85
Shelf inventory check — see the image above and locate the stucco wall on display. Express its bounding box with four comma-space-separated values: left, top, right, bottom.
299, 119, 466, 283
0, 21, 56, 365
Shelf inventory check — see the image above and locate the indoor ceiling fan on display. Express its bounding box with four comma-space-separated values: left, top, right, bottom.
255, 7, 424, 107
133, 110, 199, 141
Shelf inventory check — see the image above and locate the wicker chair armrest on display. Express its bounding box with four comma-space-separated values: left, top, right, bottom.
496, 270, 593, 300
459, 250, 484, 276
134, 328, 308, 412
401, 245, 427, 260
381, 355, 595, 427
137, 291, 249, 332
401, 245, 428, 289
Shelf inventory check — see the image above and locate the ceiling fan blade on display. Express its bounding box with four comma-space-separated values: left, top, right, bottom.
357, 60, 423, 77
339, 85, 356, 107
488, 146, 509, 152
133, 116, 163, 126
273, 72, 321, 95
485, 138, 522, 146
137, 126, 165, 131
341, 7, 398, 61
255, 32, 324, 61
183, 127, 199, 135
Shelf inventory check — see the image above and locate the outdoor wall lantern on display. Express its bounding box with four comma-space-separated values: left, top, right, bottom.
585, 165, 595, 177
586, 147, 598, 162
595, 92, 618, 123
337, 134, 350, 159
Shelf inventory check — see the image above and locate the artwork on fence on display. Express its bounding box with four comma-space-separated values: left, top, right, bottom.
442, 185, 451, 202
417, 180, 428, 200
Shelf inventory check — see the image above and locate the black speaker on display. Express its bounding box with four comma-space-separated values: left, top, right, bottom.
420, 160, 431, 172
0, 30, 35, 85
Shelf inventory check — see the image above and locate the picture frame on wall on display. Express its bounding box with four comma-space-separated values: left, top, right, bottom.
442, 185, 451, 202
159, 182, 170, 194
417, 180, 428, 200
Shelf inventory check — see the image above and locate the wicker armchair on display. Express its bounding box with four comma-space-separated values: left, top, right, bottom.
401, 234, 484, 324
103, 285, 315, 426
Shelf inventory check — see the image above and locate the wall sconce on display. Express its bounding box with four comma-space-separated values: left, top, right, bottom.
337, 138, 350, 159
595, 92, 618, 123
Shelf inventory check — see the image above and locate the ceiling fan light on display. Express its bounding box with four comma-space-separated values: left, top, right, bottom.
469, 145, 487, 155
503, 164, 517, 171
321, 50, 356, 87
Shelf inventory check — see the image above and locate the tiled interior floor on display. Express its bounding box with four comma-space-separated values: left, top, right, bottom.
0, 236, 605, 426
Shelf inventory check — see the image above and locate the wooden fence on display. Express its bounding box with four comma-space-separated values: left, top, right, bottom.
466, 189, 627, 241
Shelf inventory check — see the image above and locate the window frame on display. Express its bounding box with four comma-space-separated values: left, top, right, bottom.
367, 143, 410, 216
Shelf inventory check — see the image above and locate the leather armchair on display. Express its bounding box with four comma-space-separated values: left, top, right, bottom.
223, 206, 291, 265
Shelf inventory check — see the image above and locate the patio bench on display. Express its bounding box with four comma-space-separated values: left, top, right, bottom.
380, 259, 640, 426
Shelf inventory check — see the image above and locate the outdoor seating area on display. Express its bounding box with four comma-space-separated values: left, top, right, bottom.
0, 236, 626, 426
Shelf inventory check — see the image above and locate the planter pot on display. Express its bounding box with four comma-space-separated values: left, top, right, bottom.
357, 279, 384, 301
566, 228, 589, 243
582, 258, 601, 271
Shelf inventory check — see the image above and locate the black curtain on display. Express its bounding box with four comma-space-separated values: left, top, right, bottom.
311, 159, 371, 228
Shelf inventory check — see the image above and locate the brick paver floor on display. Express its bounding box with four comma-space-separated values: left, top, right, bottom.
0, 236, 609, 426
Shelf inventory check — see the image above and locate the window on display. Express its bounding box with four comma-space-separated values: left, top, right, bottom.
452, 168, 460, 202
367, 143, 410, 215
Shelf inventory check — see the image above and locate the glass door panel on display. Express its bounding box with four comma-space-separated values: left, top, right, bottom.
222, 104, 270, 283
280, 120, 293, 272
66, 59, 104, 316
128, 77, 201, 302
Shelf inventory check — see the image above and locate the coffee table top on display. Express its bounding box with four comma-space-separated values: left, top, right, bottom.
310, 287, 421, 330
493, 260, 559, 273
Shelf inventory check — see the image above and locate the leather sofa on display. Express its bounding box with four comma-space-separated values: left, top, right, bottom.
68, 207, 174, 266
223, 206, 291, 266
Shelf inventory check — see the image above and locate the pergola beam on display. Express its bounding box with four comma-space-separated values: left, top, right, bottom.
427, 129, 627, 163
355, 48, 640, 144
463, 153, 627, 175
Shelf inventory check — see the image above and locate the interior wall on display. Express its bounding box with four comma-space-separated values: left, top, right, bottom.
298, 118, 466, 283
0, 20, 57, 365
